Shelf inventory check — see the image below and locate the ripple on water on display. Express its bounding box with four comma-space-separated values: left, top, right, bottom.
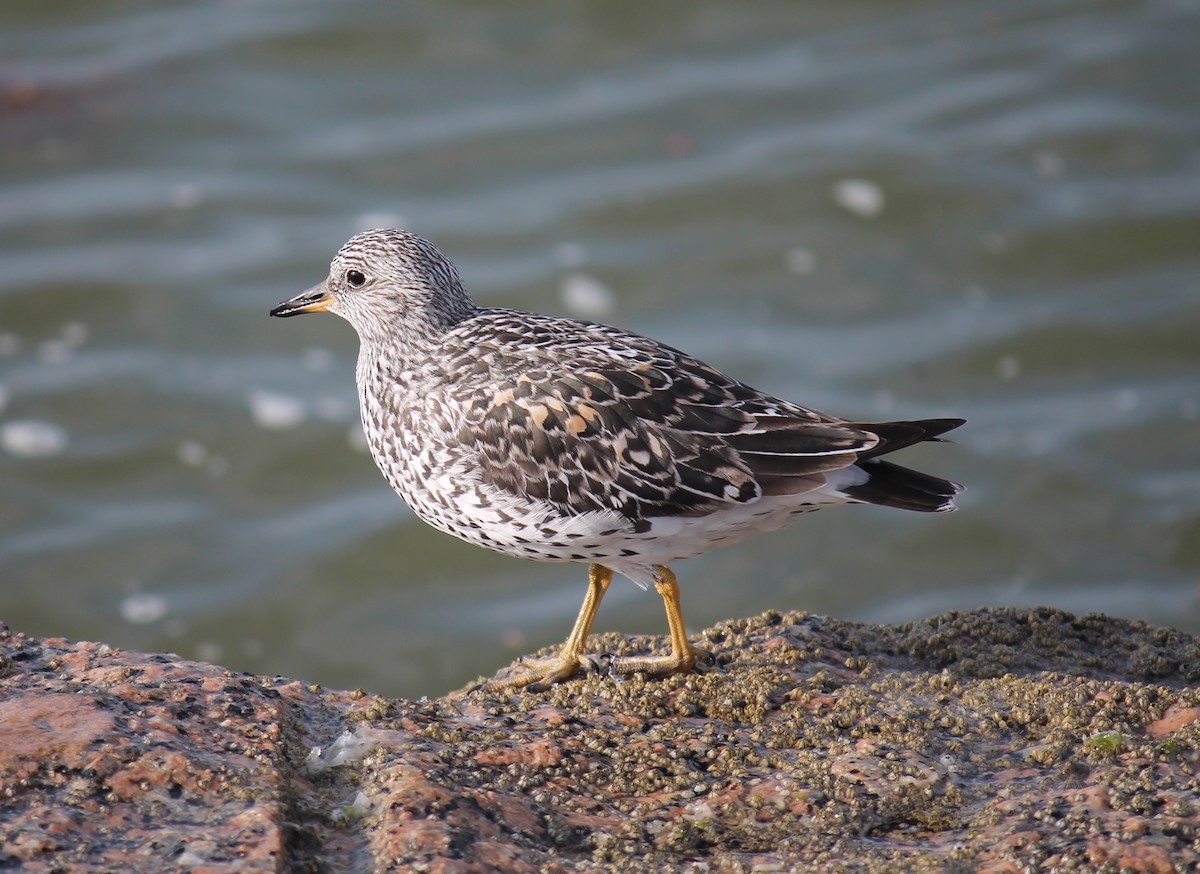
1, 0, 1198, 697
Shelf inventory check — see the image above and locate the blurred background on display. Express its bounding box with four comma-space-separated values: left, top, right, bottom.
3, 0, 1198, 699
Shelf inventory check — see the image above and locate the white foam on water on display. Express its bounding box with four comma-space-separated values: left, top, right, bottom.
247, 389, 305, 430
1, 419, 69, 457
560, 272, 615, 319
833, 178, 885, 218
121, 593, 169, 624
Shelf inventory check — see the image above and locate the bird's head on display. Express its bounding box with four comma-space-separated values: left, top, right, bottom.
270, 229, 476, 343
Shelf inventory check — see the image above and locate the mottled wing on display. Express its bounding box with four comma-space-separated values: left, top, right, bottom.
456, 324, 877, 521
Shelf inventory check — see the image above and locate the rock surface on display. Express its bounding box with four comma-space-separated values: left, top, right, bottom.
2, 607, 1198, 872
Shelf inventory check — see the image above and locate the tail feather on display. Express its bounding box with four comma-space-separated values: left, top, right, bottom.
841, 458, 963, 512
850, 418, 965, 459
839, 418, 965, 512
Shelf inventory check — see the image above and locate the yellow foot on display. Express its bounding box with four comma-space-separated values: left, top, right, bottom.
478, 652, 602, 693
604, 566, 708, 681
610, 644, 707, 680
478, 644, 708, 693
467, 564, 709, 694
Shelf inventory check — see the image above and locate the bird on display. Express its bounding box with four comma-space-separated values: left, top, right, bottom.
270, 229, 963, 691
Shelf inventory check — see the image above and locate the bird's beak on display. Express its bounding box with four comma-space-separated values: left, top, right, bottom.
270, 283, 333, 318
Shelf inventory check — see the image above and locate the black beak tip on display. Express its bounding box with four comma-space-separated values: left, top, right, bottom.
270, 290, 330, 318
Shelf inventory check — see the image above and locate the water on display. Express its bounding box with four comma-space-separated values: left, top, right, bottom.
2, 0, 1198, 699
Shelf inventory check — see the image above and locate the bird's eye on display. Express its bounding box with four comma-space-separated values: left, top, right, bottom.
346, 269, 366, 287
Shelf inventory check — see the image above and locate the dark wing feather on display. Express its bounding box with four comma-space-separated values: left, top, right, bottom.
452, 313, 877, 521
448, 310, 963, 521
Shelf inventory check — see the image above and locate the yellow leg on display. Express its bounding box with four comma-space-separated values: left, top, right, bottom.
482, 564, 703, 692
611, 567, 700, 678
484, 563, 613, 691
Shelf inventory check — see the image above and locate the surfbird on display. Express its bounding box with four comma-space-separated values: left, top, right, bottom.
270, 229, 964, 690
